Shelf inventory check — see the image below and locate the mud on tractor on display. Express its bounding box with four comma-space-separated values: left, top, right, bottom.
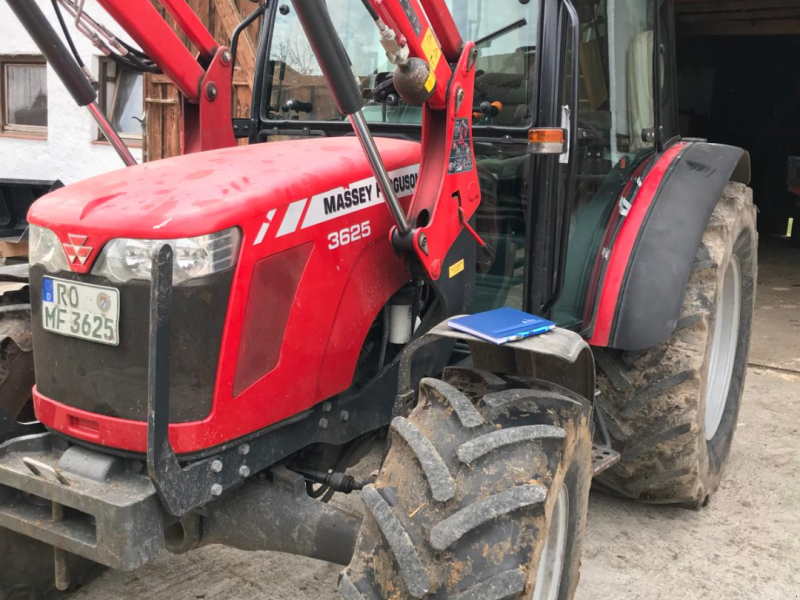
0, 0, 756, 598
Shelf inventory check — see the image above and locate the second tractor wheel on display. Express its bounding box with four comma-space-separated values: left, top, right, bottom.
341, 368, 593, 600
0, 288, 99, 598
595, 182, 757, 506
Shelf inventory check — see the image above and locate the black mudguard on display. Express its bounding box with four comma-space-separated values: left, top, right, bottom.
611, 142, 750, 351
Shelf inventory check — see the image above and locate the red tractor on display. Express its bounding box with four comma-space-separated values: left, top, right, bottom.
0, 0, 756, 598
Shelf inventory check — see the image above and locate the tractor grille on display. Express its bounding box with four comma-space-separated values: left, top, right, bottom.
29, 265, 233, 423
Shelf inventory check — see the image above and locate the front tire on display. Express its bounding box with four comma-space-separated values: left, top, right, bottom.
341, 368, 593, 599
595, 182, 757, 506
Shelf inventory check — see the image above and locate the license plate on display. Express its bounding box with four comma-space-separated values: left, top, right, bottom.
42, 277, 120, 346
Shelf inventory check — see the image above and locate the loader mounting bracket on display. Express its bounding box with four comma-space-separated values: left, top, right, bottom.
145, 245, 453, 516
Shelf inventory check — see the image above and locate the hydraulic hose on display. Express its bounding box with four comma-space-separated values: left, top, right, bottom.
7, 0, 96, 106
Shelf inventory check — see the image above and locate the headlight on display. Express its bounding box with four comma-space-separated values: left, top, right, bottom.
92, 228, 241, 285
29, 225, 70, 273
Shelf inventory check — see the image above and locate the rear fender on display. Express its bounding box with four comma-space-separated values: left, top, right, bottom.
590, 142, 750, 351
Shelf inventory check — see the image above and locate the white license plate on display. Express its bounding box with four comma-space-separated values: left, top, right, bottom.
42, 277, 120, 346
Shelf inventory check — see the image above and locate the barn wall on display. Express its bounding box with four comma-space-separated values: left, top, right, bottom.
145, 0, 263, 162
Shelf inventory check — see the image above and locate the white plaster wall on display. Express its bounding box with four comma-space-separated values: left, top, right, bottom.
0, 0, 143, 185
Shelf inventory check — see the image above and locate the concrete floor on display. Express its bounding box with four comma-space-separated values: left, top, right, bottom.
72, 237, 800, 600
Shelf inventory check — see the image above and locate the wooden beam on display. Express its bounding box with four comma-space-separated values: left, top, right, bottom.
678, 8, 800, 23
677, 18, 800, 35
213, 0, 255, 89
676, 0, 800, 12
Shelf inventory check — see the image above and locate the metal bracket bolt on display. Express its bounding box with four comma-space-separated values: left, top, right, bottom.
418, 233, 430, 256
220, 49, 232, 65
210, 460, 223, 473
238, 444, 250, 456
468, 46, 478, 71
239, 466, 251, 478
206, 82, 218, 102
319, 418, 329, 430
210, 484, 223, 497
455, 88, 465, 113
340, 411, 350, 422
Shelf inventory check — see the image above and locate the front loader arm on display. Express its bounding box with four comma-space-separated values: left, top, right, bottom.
291, 0, 482, 281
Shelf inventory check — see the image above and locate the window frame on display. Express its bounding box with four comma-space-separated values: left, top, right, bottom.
0, 55, 48, 138
97, 57, 144, 143
252, 0, 543, 142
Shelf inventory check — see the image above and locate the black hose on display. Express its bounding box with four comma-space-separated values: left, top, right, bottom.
300, 432, 378, 503
51, 0, 85, 68
107, 50, 161, 74
360, 0, 379, 21
118, 38, 148, 60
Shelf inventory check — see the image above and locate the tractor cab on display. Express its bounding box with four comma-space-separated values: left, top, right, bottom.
0, 0, 757, 597
250, 0, 680, 332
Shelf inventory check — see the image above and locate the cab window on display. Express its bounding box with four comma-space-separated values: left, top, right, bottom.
263, 0, 539, 129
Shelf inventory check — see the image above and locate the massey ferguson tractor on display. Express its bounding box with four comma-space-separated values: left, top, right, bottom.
0, 0, 757, 598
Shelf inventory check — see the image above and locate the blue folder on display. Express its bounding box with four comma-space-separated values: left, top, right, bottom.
448, 308, 556, 345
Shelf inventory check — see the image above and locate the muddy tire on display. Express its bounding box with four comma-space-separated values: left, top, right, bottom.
340, 368, 593, 599
0, 530, 101, 599
0, 287, 35, 433
594, 183, 757, 506
0, 286, 98, 598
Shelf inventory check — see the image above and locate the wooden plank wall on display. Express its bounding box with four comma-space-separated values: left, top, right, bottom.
674, 0, 800, 36
144, 0, 263, 162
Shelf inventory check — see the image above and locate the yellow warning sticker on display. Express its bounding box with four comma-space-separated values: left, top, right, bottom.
449, 259, 465, 278
424, 71, 436, 93
421, 28, 442, 70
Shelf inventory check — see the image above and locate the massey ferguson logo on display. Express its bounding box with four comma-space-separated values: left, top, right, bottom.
63, 234, 93, 265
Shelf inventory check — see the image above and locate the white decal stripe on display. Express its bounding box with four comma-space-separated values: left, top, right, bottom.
276, 199, 307, 237
301, 164, 420, 230
253, 208, 277, 245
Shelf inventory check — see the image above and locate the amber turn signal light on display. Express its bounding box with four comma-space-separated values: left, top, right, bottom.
527, 128, 567, 155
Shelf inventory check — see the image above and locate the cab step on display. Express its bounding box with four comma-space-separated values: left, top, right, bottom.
591, 443, 621, 476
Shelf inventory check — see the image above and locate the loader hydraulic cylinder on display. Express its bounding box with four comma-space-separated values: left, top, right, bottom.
291, 0, 411, 236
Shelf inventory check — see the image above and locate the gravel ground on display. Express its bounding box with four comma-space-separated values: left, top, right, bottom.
67, 237, 800, 600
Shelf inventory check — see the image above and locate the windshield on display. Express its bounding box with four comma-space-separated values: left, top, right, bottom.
264, 0, 540, 128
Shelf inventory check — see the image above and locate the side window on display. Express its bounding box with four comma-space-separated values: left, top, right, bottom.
98, 59, 144, 140
554, 0, 658, 328
658, 0, 679, 143
263, 1, 539, 127
0, 56, 47, 137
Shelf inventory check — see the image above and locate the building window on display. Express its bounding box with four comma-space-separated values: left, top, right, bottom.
1, 56, 47, 136
98, 59, 144, 140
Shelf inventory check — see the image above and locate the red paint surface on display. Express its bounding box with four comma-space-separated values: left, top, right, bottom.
370, 0, 453, 110
158, 0, 218, 60
589, 143, 688, 347
409, 41, 481, 280
97, 0, 205, 102
32, 137, 422, 454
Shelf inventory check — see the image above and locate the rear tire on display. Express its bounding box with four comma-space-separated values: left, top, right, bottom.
340, 368, 593, 599
594, 183, 757, 506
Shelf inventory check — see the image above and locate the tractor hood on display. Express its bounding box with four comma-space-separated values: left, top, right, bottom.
28, 137, 421, 272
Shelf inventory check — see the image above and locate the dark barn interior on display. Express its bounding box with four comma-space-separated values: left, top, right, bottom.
674, 0, 800, 242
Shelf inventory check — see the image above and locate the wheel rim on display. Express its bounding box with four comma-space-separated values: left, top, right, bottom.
531, 483, 569, 600
705, 254, 742, 441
